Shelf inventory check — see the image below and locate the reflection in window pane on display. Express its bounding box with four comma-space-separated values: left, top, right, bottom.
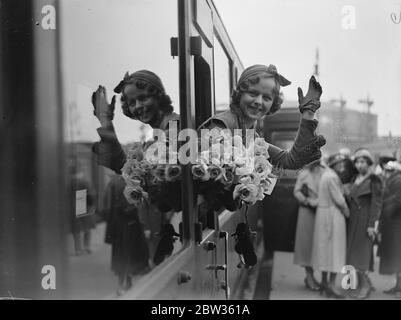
60, 0, 181, 299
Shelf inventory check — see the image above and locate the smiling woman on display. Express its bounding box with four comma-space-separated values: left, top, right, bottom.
92, 70, 180, 174
199, 64, 326, 170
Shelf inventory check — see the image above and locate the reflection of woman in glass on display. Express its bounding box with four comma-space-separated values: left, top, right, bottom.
103, 175, 150, 296
92, 70, 181, 267
92, 70, 180, 174
69, 163, 96, 256
198, 64, 326, 168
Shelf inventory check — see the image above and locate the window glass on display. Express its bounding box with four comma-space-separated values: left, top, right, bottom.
60, 0, 182, 299
213, 35, 231, 112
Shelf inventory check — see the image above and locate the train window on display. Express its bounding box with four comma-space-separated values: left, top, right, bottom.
59, 0, 182, 298
213, 35, 231, 112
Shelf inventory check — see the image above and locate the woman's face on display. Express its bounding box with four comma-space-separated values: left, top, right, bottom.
239, 77, 276, 122
333, 161, 345, 175
355, 157, 369, 174
123, 83, 160, 124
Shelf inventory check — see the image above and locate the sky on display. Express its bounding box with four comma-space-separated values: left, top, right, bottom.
214, 0, 401, 136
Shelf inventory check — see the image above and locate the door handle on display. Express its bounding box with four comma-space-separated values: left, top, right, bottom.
203, 241, 216, 251
219, 231, 229, 300
205, 264, 226, 271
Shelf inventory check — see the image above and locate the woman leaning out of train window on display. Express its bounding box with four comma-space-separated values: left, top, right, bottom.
198, 64, 326, 170
91, 70, 180, 174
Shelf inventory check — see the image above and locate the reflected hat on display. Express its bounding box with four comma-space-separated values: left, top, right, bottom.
237, 64, 291, 90
383, 161, 401, 171
353, 148, 374, 164
114, 70, 165, 94
379, 154, 396, 168
327, 153, 346, 168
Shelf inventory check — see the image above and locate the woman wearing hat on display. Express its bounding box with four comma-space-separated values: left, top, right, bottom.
346, 148, 383, 299
293, 159, 324, 291
311, 153, 350, 298
91, 70, 180, 174
198, 64, 326, 169
378, 158, 401, 298
91, 71, 181, 270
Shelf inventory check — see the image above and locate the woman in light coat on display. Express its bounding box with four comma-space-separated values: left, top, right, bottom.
379, 160, 401, 298
312, 153, 350, 298
293, 159, 324, 291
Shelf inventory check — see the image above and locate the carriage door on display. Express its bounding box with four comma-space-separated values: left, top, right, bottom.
176, 0, 245, 299
184, 0, 223, 299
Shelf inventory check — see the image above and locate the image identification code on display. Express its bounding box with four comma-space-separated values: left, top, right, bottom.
151, 304, 250, 317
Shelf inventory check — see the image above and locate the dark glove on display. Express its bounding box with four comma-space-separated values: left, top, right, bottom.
232, 222, 257, 268
153, 224, 180, 265
297, 76, 322, 113
91, 85, 116, 121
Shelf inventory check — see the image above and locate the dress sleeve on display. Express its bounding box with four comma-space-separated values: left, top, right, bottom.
368, 176, 383, 227
327, 175, 347, 210
92, 123, 127, 175
268, 118, 326, 170
293, 170, 308, 204
382, 175, 401, 218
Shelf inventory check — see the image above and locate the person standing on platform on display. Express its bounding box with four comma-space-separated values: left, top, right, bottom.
69, 164, 96, 256
378, 159, 401, 298
293, 159, 324, 291
312, 153, 350, 299
346, 149, 383, 299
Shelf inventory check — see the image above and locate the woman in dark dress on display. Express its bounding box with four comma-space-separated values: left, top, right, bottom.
103, 175, 150, 295
346, 148, 382, 299
379, 160, 401, 298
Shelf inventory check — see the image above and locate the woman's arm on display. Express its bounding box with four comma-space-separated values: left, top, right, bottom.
293, 171, 308, 204
91, 86, 127, 174
382, 175, 401, 217
307, 197, 319, 208
201, 114, 325, 170
367, 176, 383, 227
92, 123, 127, 175
268, 117, 325, 170
269, 76, 326, 169
327, 175, 349, 217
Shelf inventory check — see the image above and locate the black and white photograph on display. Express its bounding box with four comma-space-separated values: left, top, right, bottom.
1, 0, 401, 304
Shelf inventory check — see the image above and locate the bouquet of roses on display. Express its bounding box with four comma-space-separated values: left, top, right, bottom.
121, 133, 276, 212
121, 140, 183, 212
191, 132, 275, 211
